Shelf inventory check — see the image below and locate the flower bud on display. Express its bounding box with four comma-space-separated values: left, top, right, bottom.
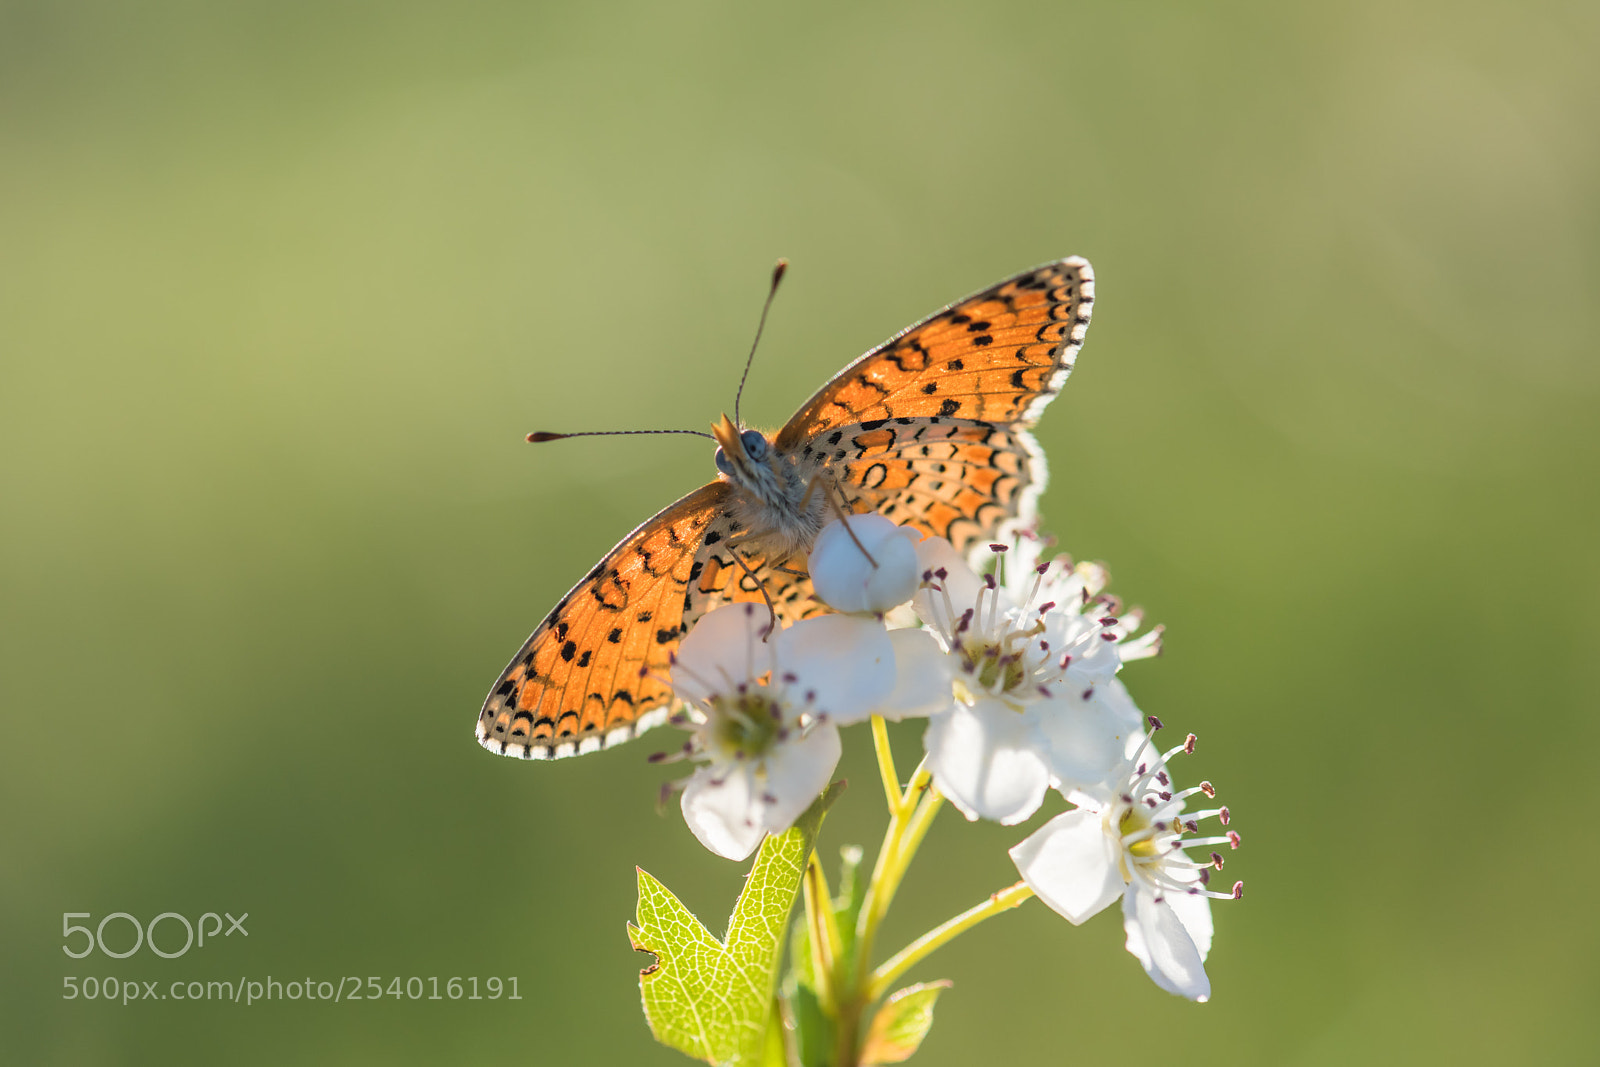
808, 515, 921, 614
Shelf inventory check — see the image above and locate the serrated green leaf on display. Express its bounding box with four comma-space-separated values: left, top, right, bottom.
629, 782, 844, 1065
859, 981, 953, 1065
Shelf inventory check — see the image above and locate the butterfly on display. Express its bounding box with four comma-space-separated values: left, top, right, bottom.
478, 258, 1095, 760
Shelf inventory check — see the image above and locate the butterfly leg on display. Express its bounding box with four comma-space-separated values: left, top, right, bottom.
801, 470, 879, 568
726, 546, 781, 641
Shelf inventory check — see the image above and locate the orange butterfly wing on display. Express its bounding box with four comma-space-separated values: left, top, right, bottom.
809, 420, 1047, 557
778, 258, 1092, 555
477, 482, 730, 759
775, 258, 1093, 450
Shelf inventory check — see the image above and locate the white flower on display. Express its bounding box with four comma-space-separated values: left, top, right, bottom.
664, 603, 901, 859
1009, 722, 1242, 1002
909, 536, 1161, 822
808, 514, 923, 614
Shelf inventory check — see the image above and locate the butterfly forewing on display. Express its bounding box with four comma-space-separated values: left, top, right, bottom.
775, 258, 1093, 450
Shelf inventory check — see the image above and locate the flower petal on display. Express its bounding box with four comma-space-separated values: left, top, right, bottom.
774, 614, 896, 723
878, 628, 955, 721
1009, 810, 1123, 924
672, 604, 777, 705
1122, 886, 1212, 1001
1163, 873, 1215, 962
1001, 533, 1049, 592
924, 697, 1049, 824
1038, 612, 1121, 683
1094, 677, 1147, 732
680, 763, 767, 861
1033, 692, 1143, 800
754, 723, 842, 836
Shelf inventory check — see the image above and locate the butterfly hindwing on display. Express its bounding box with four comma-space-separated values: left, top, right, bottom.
775, 258, 1093, 451
797, 419, 1045, 559
477, 484, 833, 760
478, 482, 731, 759
678, 520, 827, 635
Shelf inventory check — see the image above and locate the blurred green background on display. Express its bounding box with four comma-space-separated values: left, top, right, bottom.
3, 1, 1597, 1063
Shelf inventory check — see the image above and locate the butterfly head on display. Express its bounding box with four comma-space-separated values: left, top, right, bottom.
712, 412, 792, 506
711, 412, 771, 474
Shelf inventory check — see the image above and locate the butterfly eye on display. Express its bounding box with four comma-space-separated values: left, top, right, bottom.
714, 447, 733, 476
740, 430, 769, 460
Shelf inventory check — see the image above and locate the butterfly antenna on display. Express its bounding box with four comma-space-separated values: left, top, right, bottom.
733, 258, 788, 428
527, 429, 716, 443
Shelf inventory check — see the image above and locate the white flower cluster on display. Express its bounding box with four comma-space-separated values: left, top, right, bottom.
659, 514, 1241, 1001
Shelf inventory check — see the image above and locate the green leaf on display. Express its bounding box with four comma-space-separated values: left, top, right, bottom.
832, 844, 866, 971
760, 997, 789, 1067
783, 843, 861, 1066
783, 909, 833, 1067
787, 970, 832, 1067
859, 981, 953, 1065
787, 912, 816, 993
629, 782, 845, 1065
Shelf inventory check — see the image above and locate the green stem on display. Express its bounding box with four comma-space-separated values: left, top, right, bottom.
870, 715, 901, 814
852, 760, 928, 973
868, 881, 1034, 1002
834, 729, 940, 1066
875, 783, 943, 920
833, 724, 908, 1065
